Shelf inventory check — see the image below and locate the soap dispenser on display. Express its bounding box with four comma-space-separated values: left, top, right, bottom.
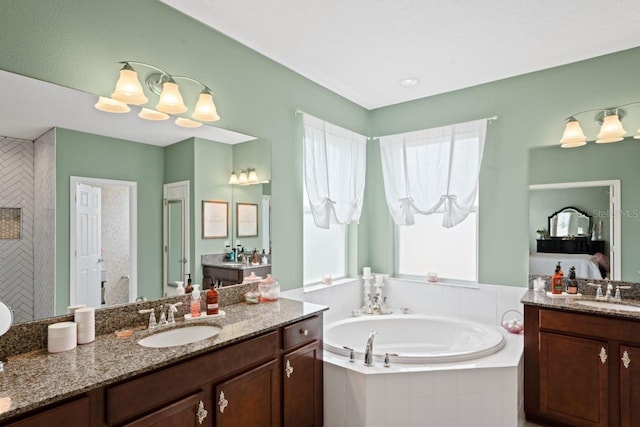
190, 285, 201, 317
185, 273, 193, 294
567, 266, 578, 294
206, 282, 219, 315
175, 281, 185, 295
551, 262, 564, 294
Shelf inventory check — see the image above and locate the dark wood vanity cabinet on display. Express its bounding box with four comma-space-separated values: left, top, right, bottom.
525, 305, 640, 427
203, 265, 271, 287
536, 237, 605, 255
5, 395, 92, 427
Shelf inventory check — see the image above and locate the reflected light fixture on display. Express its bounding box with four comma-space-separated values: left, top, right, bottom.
95, 96, 130, 113
559, 103, 640, 148
95, 60, 221, 128
228, 169, 269, 185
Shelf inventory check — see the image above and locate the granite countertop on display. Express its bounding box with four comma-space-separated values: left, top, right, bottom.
0, 298, 326, 422
203, 262, 271, 270
521, 289, 640, 320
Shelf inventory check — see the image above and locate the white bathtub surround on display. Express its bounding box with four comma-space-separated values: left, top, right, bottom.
281, 277, 528, 427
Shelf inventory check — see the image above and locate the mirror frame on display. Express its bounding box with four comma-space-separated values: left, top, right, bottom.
548, 206, 592, 238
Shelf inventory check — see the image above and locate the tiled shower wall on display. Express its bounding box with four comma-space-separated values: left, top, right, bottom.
33, 129, 56, 319
0, 137, 34, 323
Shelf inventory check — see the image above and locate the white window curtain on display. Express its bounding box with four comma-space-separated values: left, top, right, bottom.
303, 113, 367, 229
379, 119, 487, 228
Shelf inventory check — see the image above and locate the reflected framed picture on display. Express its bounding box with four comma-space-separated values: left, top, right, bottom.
202, 200, 228, 239
237, 203, 258, 237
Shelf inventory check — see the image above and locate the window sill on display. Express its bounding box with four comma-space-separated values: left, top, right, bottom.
303, 277, 359, 294
393, 275, 479, 289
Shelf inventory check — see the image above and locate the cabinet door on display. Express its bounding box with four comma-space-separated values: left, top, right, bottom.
124, 391, 209, 427
283, 341, 323, 427
215, 359, 279, 427
539, 332, 609, 427
620, 345, 640, 427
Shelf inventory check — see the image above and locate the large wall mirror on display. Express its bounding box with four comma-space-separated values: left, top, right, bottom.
0, 69, 272, 323
528, 140, 640, 281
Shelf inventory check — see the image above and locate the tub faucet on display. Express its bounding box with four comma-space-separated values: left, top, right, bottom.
364, 330, 377, 366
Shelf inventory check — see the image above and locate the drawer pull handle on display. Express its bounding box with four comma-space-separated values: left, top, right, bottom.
622, 350, 631, 369
599, 347, 608, 364
218, 391, 228, 414
285, 359, 294, 378
301, 328, 309, 336
197, 401, 208, 424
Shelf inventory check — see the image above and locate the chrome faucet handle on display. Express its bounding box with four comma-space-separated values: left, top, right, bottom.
158, 305, 168, 325
138, 309, 157, 329
587, 282, 603, 299
167, 302, 183, 324
384, 353, 398, 368
343, 346, 355, 363
614, 285, 631, 301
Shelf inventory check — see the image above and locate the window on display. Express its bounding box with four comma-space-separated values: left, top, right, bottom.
303, 201, 347, 285
396, 202, 478, 282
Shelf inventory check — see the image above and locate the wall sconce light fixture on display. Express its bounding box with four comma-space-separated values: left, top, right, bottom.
228, 168, 269, 185
560, 103, 640, 148
95, 61, 220, 128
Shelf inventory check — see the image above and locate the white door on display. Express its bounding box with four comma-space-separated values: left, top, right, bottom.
163, 181, 190, 297
74, 183, 102, 307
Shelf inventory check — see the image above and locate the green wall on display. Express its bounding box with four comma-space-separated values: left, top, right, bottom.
367, 47, 640, 286
56, 128, 164, 312
4, 1, 640, 290
529, 141, 640, 281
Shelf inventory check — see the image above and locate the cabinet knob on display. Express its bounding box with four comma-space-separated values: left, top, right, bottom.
197, 400, 208, 424
622, 350, 631, 369
285, 359, 294, 378
218, 391, 228, 414
301, 328, 308, 336
599, 347, 608, 364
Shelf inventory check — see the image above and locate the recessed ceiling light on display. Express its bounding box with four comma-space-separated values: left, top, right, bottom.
400, 78, 420, 87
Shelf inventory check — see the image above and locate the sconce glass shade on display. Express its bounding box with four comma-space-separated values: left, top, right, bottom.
156, 80, 188, 114
192, 90, 221, 122
138, 108, 169, 121
596, 113, 626, 143
175, 117, 203, 128
560, 118, 587, 148
238, 170, 248, 184
111, 65, 148, 105
228, 172, 239, 185
94, 96, 131, 113
248, 169, 259, 183
634, 129, 640, 140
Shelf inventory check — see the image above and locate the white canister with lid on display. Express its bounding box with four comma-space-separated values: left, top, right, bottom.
74, 307, 95, 344
48, 322, 77, 353
258, 274, 280, 302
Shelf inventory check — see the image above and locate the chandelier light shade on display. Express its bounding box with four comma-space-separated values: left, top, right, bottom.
228, 171, 239, 185
596, 113, 626, 143
94, 96, 131, 113
156, 79, 188, 114
238, 170, 248, 185
111, 63, 148, 105
138, 108, 169, 121
634, 129, 640, 140
248, 168, 259, 183
192, 89, 220, 122
560, 118, 587, 148
175, 117, 203, 128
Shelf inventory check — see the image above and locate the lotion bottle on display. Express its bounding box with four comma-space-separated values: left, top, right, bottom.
551, 262, 564, 294
185, 273, 193, 294
190, 285, 201, 317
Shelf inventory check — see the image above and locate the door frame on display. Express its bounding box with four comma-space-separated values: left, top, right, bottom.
70, 176, 138, 304
163, 181, 190, 297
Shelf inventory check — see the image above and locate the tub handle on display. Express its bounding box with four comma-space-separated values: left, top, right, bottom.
343, 346, 355, 362
384, 353, 398, 368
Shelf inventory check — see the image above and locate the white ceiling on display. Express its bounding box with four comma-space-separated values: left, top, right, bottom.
161, 0, 640, 110
0, 70, 256, 145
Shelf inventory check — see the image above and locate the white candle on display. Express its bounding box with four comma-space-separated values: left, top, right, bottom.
363, 267, 371, 277
375, 274, 383, 285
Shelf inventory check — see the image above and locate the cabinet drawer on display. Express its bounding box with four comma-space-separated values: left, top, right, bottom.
539, 308, 640, 343
284, 316, 321, 351
107, 331, 277, 425
6, 396, 90, 427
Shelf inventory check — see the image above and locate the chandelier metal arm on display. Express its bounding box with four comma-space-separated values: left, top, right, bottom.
565, 101, 640, 121
172, 75, 211, 92
120, 60, 171, 78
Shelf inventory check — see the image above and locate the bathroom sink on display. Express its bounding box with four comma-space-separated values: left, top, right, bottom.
574, 300, 640, 313
222, 262, 244, 268
138, 325, 222, 348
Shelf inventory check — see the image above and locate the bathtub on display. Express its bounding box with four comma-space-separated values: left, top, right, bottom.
324, 314, 505, 364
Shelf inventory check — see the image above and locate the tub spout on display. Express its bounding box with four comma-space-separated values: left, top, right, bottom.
364, 330, 377, 366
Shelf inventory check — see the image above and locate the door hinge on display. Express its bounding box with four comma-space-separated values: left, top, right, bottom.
164, 245, 168, 253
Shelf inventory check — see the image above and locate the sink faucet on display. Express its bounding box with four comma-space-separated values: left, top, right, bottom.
167, 302, 183, 324
139, 308, 157, 329
364, 330, 377, 366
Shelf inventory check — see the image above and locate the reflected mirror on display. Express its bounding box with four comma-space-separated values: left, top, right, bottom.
0, 69, 271, 323
548, 206, 591, 237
